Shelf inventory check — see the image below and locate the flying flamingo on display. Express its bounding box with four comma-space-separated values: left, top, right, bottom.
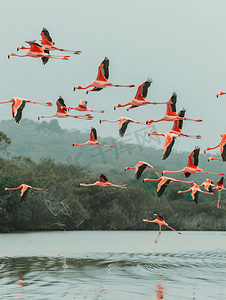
38, 96, 93, 120
143, 176, 194, 197
72, 127, 113, 147
0, 97, 52, 123
114, 78, 169, 111
162, 147, 224, 178
178, 182, 214, 204
149, 109, 201, 160
204, 134, 226, 162
5, 184, 45, 202
125, 161, 158, 180
79, 174, 127, 188
100, 117, 145, 137
146, 92, 202, 125
73, 57, 135, 94
143, 214, 181, 244
8, 41, 69, 63
212, 177, 226, 209
199, 178, 215, 192
68, 99, 104, 113
217, 92, 226, 98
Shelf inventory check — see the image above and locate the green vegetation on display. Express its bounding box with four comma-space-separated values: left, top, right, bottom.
0, 119, 225, 232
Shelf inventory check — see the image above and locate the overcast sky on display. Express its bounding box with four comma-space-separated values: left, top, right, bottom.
1, 0, 226, 154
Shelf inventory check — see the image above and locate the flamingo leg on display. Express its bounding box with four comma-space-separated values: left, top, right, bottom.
165, 224, 181, 234
154, 226, 162, 244
217, 191, 221, 209
203, 171, 224, 176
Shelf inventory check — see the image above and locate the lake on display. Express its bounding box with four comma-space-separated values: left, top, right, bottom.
0, 231, 226, 299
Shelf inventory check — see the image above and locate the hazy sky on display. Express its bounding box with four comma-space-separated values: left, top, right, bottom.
1, 0, 226, 153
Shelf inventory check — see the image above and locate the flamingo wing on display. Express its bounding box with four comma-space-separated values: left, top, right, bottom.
155, 214, 164, 221
13, 99, 26, 123
79, 99, 88, 107
119, 118, 131, 137
26, 41, 44, 53
99, 174, 108, 183
41, 49, 49, 65
177, 109, 186, 129
57, 96, 67, 112
217, 177, 224, 187
90, 127, 97, 140
20, 187, 29, 202
170, 92, 177, 112
41, 27, 54, 43
102, 57, 109, 80
163, 135, 175, 160
157, 178, 171, 197
136, 163, 148, 180
141, 78, 152, 98
192, 190, 199, 204
221, 143, 226, 161
187, 147, 200, 168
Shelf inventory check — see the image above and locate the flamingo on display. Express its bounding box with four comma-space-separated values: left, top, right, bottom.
114, 78, 169, 111
178, 182, 214, 204
162, 147, 224, 177
204, 134, 226, 162
72, 127, 113, 147
146, 92, 202, 125
68, 99, 104, 113
100, 117, 145, 137
73, 57, 135, 94
149, 109, 201, 160
8, 41, 70, 63
79, 174, 127, 188
143, 214, 181, 244
0, 97, 52, 123
212, 177, 226, 209
124, 161, 158, 180
40, 27, 81, 54
143, 176, 194, 197
5, 184, 45, 202
217, 92, 226, 98
199, 178, 215, 192
38, 96, 93, 120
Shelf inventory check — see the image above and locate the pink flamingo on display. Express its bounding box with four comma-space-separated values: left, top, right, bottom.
5, 184, 45, 202
199, 178, 215, 192
73, 57, 134, 94
162, 147, 224, 177
0, 97, 52, 123
114, 78, 169, 111
125, 161, 158, 180
143, 176, 194, 197
178, 182, 214, 204
68, 99, 104, 113
79, 174, 127, 188
217, 92, 226, 98
146, 92, 202, 125
38, 96, 93, 120
72, 127, 113, 147
149, 109, 201, 160
100, 117, 145, 137
9, 41, 69, 64
143, 214, 181, 244
204, 134, 226, 162
212, 177, 226, 209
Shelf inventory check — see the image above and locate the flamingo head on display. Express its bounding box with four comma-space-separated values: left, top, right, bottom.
208, 157, 213, 162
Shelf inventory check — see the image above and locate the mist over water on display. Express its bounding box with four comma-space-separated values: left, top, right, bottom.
1, 231, 226, 299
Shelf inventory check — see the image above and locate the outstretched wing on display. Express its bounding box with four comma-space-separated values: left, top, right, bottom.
177, 109, 186, 129
157, 178, 171, 197
99, 174, 108, 182
41, 27, 53, 43
119, 118, 131, 137
101, 57, 109, 80
163, 135, 175, 160
170, 92, 177, 112
136, 163, 148, 180
90, 127, 97, 140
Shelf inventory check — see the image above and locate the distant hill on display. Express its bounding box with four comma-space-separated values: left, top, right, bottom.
1, 118, 225, 184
